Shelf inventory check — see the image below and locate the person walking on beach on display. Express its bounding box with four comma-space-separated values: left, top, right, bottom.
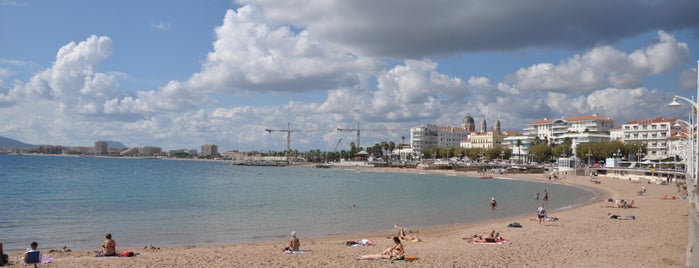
490, 197, 498, 210
537, 203, 546, 224
101, 233, 117, 256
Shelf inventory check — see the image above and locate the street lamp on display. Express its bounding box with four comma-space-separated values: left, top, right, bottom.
669, 95, 698, 211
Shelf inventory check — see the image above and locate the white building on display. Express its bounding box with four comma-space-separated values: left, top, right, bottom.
621, 117, 677, 160
523, 114, 614, 156
410, 124, 469, 153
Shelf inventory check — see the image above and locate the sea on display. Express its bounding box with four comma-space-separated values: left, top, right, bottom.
0, 154, 598, 251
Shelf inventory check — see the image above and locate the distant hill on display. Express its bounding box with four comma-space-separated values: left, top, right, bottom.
0, 136, 36, 149
0, 136, 127, 149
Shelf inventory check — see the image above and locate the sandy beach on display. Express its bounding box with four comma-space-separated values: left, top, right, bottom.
3, 168, 689, 267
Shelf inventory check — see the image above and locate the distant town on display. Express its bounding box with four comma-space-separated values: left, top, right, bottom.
0, 113, 692, 171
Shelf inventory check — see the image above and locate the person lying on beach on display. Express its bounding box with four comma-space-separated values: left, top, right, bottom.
394, 224, 421, 242
463, 230, 504, 243
529, 216, 559, 222
607, 213, 635, 220
355, 236, 404, 261
463, 230, 498, 241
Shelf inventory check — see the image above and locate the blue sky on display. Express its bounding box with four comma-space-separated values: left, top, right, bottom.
1, 0, 698, 152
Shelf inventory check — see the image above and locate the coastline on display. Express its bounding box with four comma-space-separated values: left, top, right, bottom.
3, 167, 688, 267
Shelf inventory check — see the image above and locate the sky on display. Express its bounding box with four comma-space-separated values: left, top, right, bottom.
1, 0, 699, 152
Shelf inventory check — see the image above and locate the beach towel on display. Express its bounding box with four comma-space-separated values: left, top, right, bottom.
284, 250, 305, 254
473, 239, 508, 245
390, 256, 419, 263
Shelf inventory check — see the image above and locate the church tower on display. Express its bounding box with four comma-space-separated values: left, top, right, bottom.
462, 113, 475, 132
481, 117, 487, 133
494, 117, 501, 133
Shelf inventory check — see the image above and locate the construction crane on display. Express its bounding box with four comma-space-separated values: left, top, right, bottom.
337, 122, 361, 148
333, 138, 342, 152
265, 123, 294, 161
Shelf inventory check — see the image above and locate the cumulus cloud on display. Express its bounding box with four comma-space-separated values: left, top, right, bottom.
186, 5, 380, 94
1, 3, 695, 151
511, 31, 690, 93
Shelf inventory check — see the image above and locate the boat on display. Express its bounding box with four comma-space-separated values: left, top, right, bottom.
478, 175, 494, 179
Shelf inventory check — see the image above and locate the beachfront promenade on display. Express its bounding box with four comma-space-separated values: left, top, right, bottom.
3, 168, 689, 267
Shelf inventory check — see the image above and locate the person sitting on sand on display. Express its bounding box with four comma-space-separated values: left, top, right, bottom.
23, 241, 39, 268
355, 236, 405, 261
286, 231, 300, 251
101, 233, 117, 256
394, 224, 421, 242
607, 212, 635, 220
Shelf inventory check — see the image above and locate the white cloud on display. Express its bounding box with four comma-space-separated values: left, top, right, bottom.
0, 4, 695, 151
151, 21, 172, 31
511, 31, 690, 93
186, 5, 380, 94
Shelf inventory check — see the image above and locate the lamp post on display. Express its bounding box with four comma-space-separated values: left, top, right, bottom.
669, 96, 698, 211
668, 60, 697, 212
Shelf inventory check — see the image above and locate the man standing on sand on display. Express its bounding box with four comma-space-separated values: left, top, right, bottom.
537, 203, 546, 224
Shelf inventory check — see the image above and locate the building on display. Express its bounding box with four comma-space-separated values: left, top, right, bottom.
459, 116, 505, 149
463, 130, 506, 149
141, 146, 163, 157
201, 144, 219, 158
523, 114, 614, 156
410, 124, 469, 153
621, 117, 677, 160
94, 140, 108, 155
502, 134, 535, 163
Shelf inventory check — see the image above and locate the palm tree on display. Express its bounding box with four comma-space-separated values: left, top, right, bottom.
515, 139, 523, 164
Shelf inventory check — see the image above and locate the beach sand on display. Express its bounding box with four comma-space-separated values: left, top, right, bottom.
4, 169, 689, 267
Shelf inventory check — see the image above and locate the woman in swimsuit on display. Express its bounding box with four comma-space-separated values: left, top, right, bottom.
355, 236, 405, 260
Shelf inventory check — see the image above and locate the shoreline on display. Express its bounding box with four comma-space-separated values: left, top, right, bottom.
3, 167, 688, 267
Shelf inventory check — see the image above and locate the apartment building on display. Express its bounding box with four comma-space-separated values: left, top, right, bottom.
621, 117, 677, 160
523, 114, 614, 156
410, 124, 469, 152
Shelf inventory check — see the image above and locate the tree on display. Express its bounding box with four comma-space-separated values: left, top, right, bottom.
515, 139, 523, 164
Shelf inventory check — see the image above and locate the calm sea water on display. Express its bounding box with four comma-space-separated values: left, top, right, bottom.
0, 154, 597, 251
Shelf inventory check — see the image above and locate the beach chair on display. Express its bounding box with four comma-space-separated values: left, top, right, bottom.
23, 251, 41, 267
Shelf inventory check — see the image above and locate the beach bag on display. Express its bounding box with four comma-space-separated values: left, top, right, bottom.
119, 250, 134, 257
508, 222, 522, 228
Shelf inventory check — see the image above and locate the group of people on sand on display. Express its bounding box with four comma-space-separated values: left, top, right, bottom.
12, 233, 118, 267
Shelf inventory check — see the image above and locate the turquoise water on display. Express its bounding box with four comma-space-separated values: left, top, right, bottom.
0, 154, 597, 251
